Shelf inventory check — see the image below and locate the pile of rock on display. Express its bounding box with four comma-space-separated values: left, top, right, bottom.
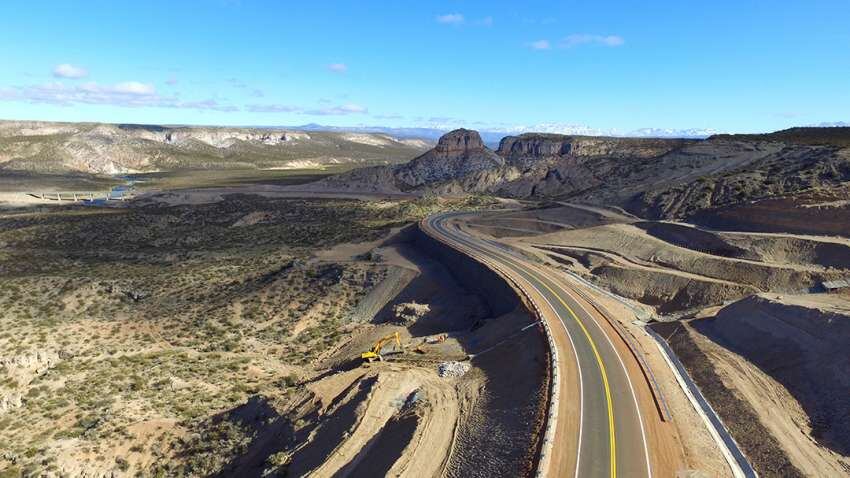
393, 301, 431, 325
437, 361, 471, 378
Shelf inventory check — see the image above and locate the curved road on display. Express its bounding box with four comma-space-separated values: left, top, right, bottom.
423, 211, 658, 478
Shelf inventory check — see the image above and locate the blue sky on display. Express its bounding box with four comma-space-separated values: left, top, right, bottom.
0, 0, 848, 134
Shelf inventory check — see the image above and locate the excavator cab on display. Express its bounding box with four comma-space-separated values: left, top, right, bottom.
361, 332, 402, 363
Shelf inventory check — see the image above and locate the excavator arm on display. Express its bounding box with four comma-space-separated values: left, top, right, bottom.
361, 332, 402, 362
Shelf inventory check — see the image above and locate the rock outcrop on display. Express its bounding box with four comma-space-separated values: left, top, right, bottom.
315, 128, 510, 194
393, 301, 431, 324
394, 129, 505, 189
497, 134, 688, 168
321, 127, 850, 224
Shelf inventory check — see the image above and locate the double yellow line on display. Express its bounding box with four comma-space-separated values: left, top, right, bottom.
533, 272, 617, 478
428, 215, 617, 477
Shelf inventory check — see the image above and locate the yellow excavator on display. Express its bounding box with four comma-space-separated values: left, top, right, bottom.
361, 332, 403, 363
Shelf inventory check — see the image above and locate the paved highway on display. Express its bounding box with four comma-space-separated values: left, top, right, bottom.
423, 211, 654, 478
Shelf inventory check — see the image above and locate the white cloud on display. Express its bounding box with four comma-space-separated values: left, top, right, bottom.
327, 63, 348, 74
165, 77, 178, 86
560, 34, 624, 48
52, 63, 88, 79
112, 81, 156, 95
483, 123, 718, 138
627, 127, 720, 138
489, 123, 606, 136
529, 40, 551, 50
0, 80, 238, 112
177, 99, 239, 112
436, 13, 464, 24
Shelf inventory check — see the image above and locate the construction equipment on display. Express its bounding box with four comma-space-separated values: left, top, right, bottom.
424, 333, 448, 344
361, 332, 402, 362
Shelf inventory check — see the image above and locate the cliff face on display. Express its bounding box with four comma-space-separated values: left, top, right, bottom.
484, 134, 695, 198
497, 134, 692, 168
431, 128, 489, 158
318, 129, 697, 197
394, 129, 505, 189
322, 127, 850, 224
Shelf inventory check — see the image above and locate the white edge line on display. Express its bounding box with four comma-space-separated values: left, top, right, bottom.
532, 280, 585, 478
553, 274, 653, 478
426, 214, 583, 478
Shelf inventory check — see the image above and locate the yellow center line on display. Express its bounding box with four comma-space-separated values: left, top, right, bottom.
429, 216, 617, 477
532, 271, 616, 478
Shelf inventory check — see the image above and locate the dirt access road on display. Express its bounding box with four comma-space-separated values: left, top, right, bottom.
422, 211, 686, 478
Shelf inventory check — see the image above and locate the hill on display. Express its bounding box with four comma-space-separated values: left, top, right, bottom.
709, 126, 850, 147
0, 120, 432, 175
315, 127, 850, 230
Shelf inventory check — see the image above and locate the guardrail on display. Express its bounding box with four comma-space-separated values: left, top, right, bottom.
27, 191, 132, 202
645, 326, 757, 478
418, 215, 560, 478
546, 248, 757, 476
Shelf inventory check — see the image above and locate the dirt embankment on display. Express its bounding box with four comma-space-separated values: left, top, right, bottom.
652, 319, 805, 477
692, 296, 850, 460
523, 222, 845, 313
720, 233, 850, 270
638, 221, 850, 270
691, 195, 850, 238
411, 225, 549, 477
653, 294, 850, 476
207, 225, 549, 478
635, 222, 754, 259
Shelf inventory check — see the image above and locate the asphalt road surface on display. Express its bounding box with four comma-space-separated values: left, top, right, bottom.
424, 211, 653, 478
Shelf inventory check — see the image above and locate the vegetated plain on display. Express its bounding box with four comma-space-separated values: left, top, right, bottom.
3, 121, 850, 477
0, 191, 499, 476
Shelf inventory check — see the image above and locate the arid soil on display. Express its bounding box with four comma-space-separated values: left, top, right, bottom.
691, 295, 850, 471
0, 188, 549, 477
463, 203, 850, 475
471, 207, 850, 314
692, 189, 850, 238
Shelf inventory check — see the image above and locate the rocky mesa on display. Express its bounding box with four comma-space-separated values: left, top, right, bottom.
319, 126, 850, 226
